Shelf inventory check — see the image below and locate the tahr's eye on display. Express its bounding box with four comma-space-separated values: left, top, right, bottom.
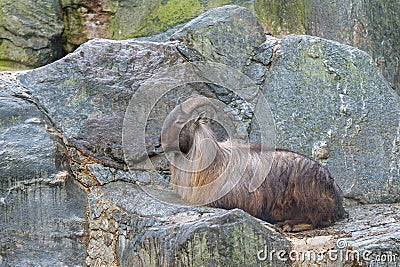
175, 120, 185, 125
200, 118, 209, 124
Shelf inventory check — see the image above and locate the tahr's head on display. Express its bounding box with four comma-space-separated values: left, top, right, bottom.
160, 96, 215, 154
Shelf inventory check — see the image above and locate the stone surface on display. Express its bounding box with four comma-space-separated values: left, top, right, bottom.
255, 0, 400, 94
18, 4, 267, 174
90, 181, 400, 267
0, 178, 88, 266
261, 34, 400, 204
61, 0, 256, 51
1, 5, 400, 266
0, 0, 257, 68
305, 0, 400, 94
101, 181, 292, 267
171, 5, 266, 70
0, 72, 88, 266
0, 0, 64, 69
18, 39, 186, 172
61, 0, 122, 52
286, 202, 400, 266
108, 0, 255, 39
1, 0, 399, 97
0, 72, 61, 190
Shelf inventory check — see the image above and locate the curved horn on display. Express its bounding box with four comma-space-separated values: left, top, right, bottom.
161, 95, 219, 153
180, 95, 217, 117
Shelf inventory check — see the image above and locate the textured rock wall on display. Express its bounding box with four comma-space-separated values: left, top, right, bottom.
61, 0, 255, 49
0, 0, 398, 97
0, 0, 256, 69
0, 0, 64, 69
255, 0, 400, 93
262, 35, 400, 203
0, 72, 88, 265
1, 5, 400, 266
98, 182, 291, 267
0, 178, 87, 266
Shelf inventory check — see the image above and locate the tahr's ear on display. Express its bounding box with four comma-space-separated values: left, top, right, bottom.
196, 111, 210, 124
176, 96, 185, 105
195, 111, 206, 121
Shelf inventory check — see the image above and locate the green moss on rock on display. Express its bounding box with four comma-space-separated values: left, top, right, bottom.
120, 0, 255, 38
0, 0, 64, 68
62, 7, 86, 52
0, 63, 30, 71
254, 0, 306, 35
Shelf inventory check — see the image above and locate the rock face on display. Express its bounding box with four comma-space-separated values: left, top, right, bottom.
0, 73, 59, 183
255, 0, 400, 94
0, 72, 88, 265
100, 182, 291, 267
19, 39, 186, 175
1, 5, 400, 267
286, 202, 400, 267
1, 0, 399, 97
0, 0, 64, 69
0, 0, 256, 69
262, 35, 400, 204
170, 5, 265, 70
61, 0, 255, 50
0, 179, 87, 266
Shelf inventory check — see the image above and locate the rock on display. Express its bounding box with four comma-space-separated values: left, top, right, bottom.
1, 5, 400, 266
1, 0, 399, 98
0, 0, 258, 69
0, 0, 64, 69
90, 181, 400, 267
0, 72, 60, 187
244, 36, 279, 85
171, 5, 266, 70
261, 34, 400, 204
0, 72, 87, 266
61, 0, 256, 52
18, 39, 186, 172
100, 181, 292, 267
254, 0, 400, 94
61, 0, 123, 52
0, 178, 88, 266
254, 0, 307, 35
18, 18, 264, 172
286, 203, 400, 266
110, 0, 255, 39
305, 0, 400, 94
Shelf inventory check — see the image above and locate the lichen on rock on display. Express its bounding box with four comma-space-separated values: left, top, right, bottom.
0, 0, 64, 69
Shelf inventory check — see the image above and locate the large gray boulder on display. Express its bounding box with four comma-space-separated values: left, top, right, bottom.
171, 5, 266, 70
255, 0, 400, 95
18, 39, 186, 177
262, 35, 400, 204
0, 73, 87, 266
0, 73, 60, 182
1, 5, 399, 266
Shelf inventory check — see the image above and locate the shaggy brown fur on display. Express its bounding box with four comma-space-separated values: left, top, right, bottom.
162, 98, 347, 231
